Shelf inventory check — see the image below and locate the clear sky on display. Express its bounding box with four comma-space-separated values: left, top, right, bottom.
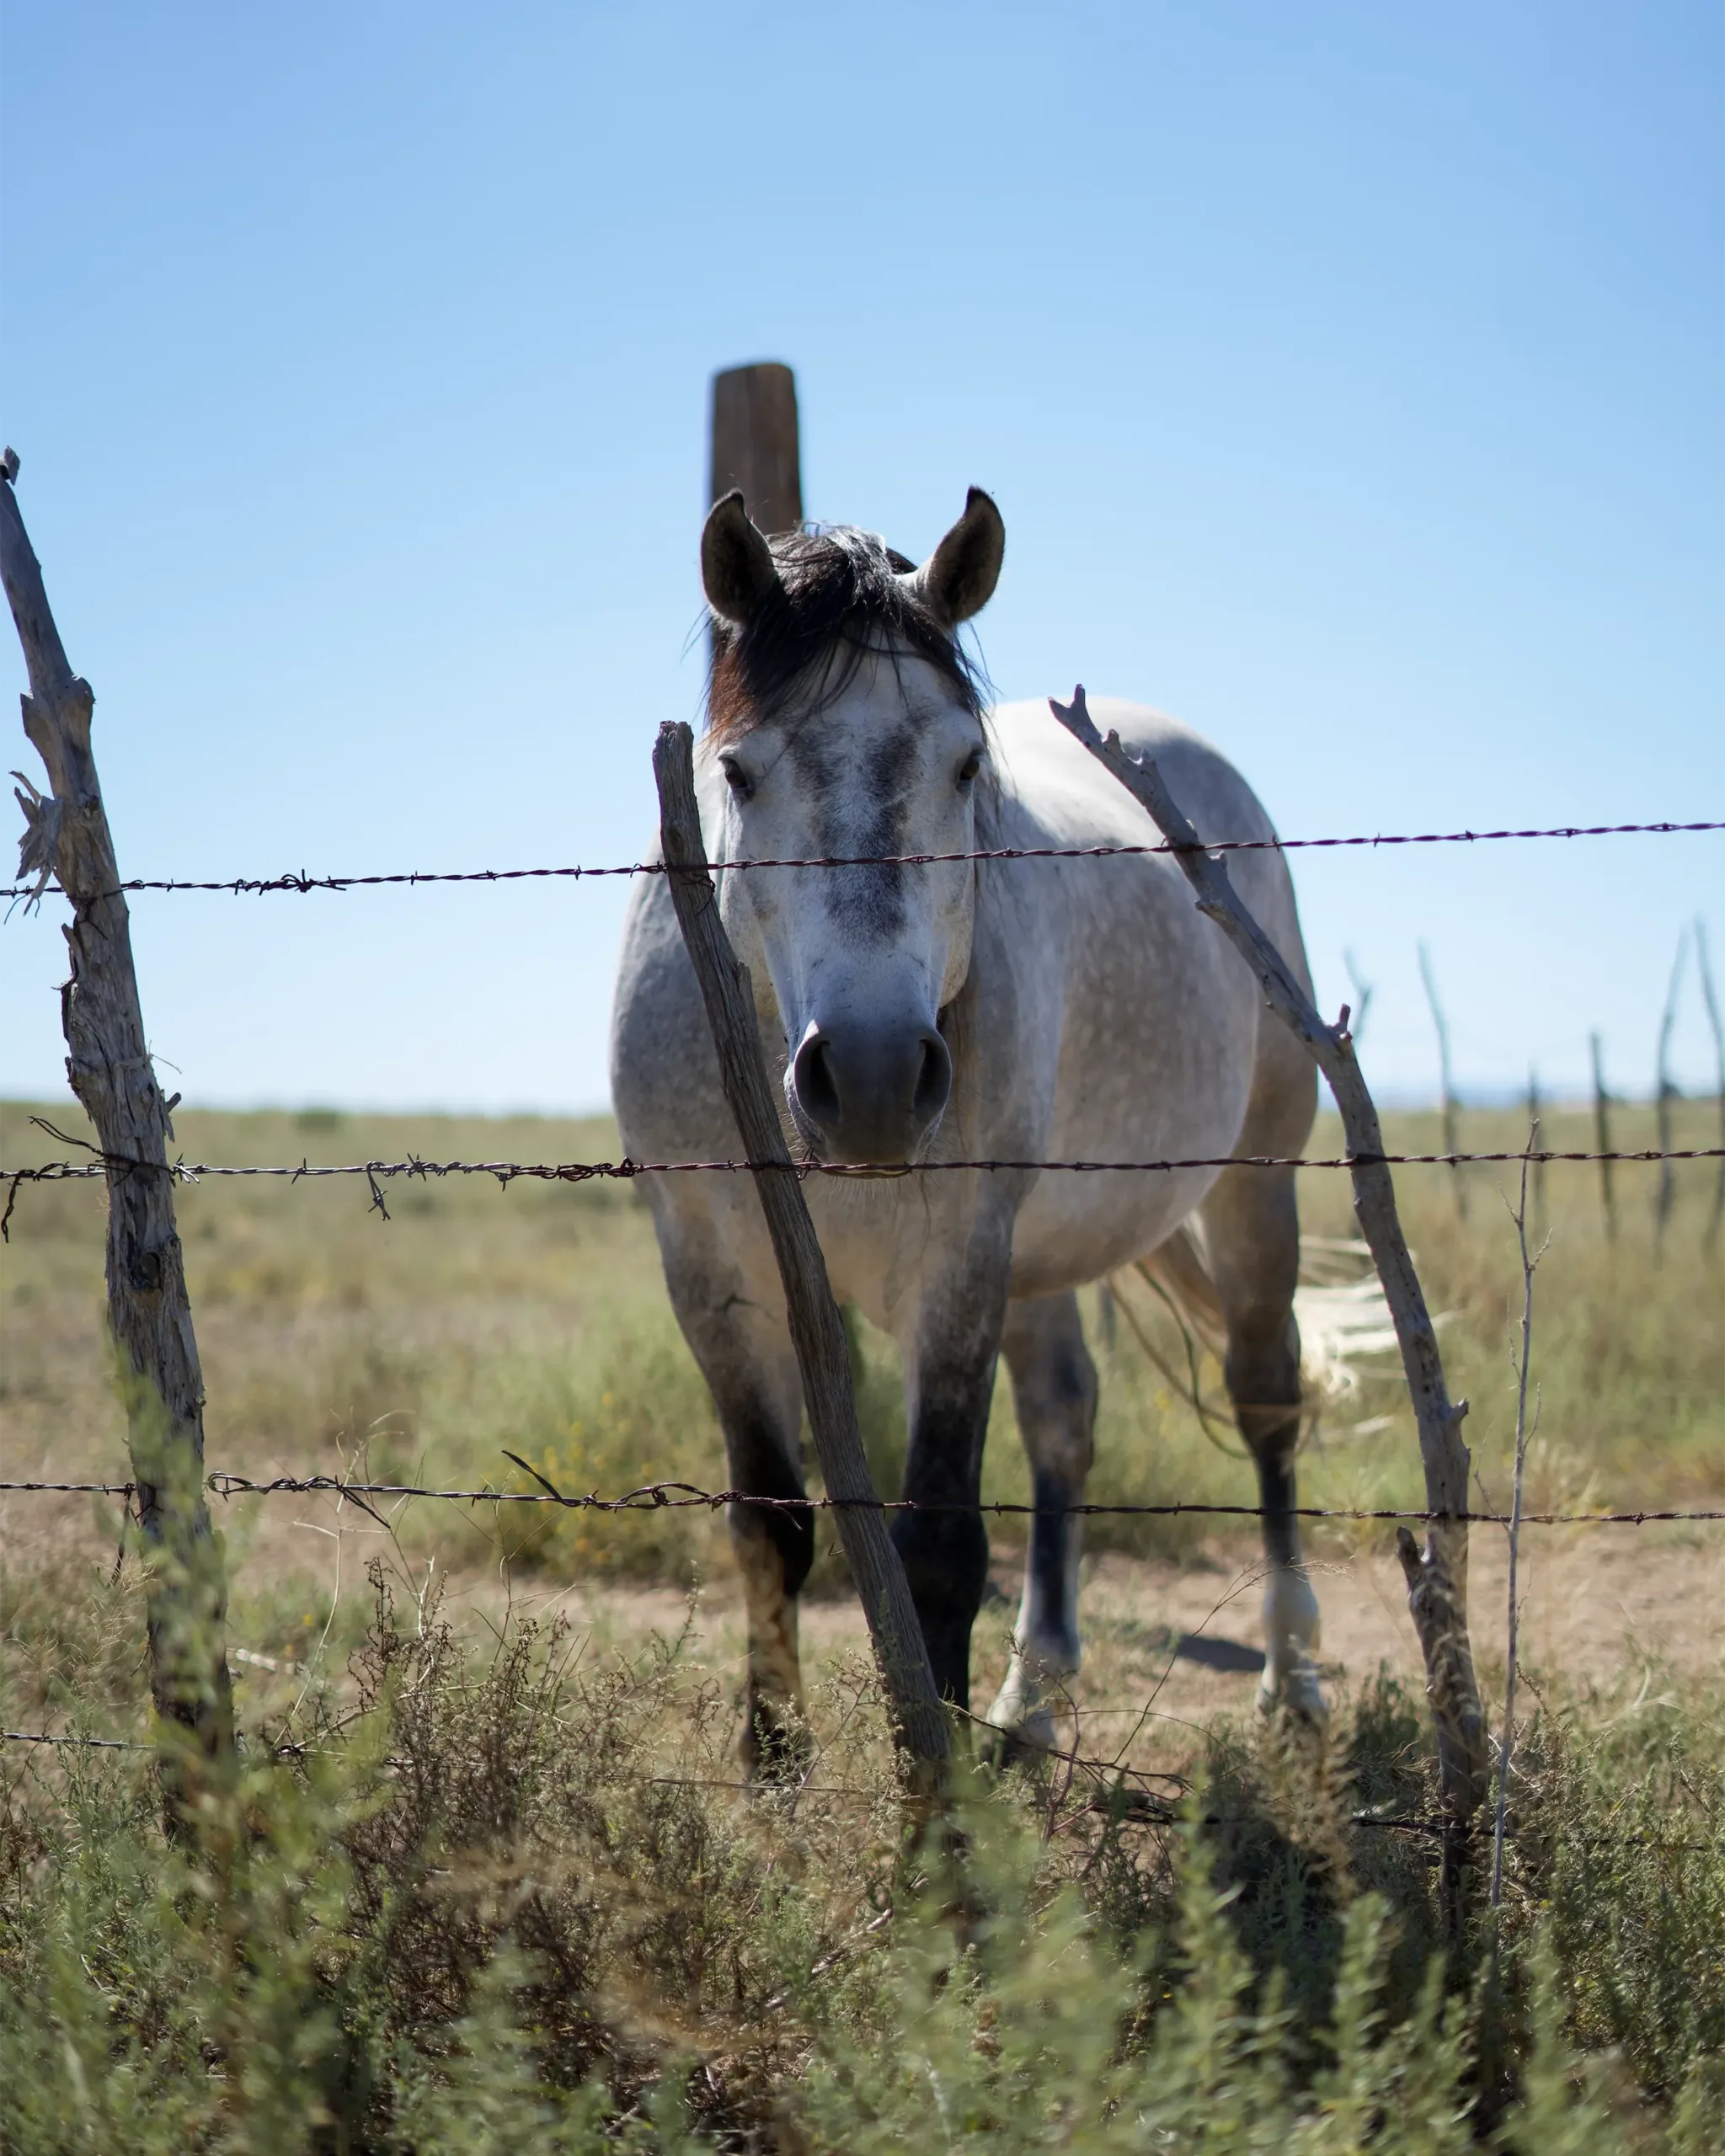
2, 3, 1720, 1115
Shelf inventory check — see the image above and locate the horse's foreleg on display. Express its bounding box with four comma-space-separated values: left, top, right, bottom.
893, 1266, 1012, 1711
663, 1259, 812, 1774
1201, 1165, 1326, 1722
982, 1292, 1097, 1751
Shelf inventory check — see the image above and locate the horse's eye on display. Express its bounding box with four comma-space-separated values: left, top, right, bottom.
957, 749, 983, 786
721, 757, 753, 798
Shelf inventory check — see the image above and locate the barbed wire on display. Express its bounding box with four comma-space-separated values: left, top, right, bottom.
4, 816, 1722, 906
3, 1469, 1722, 1529
6, 1137, 1722, 1225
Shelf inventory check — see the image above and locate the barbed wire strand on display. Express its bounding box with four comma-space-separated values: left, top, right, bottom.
4, 817, 1722, 906
6, 1138, 1722, 1222
3, 1470, 1722, 1528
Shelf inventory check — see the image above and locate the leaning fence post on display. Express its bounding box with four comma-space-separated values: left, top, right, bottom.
650, 720, 951, 1782
0, 449, 234, 1833
1051, 687, 1488, 1838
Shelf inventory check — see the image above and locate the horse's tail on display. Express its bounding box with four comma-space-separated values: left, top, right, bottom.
1133, 1224, 1228, 1355
1118, 1225, 1399, 1431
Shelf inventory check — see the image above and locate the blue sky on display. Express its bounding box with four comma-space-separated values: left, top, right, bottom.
2, 3, 1720, 1114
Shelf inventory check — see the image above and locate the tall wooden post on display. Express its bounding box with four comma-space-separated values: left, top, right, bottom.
709, 362, 803, 534
1, 451, 234, 1833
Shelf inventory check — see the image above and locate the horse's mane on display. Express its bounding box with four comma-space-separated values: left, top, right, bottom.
707, 525, 987, 739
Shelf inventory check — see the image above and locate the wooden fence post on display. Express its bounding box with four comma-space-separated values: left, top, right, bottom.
1590, 1032, 1616, 1243
1052, 688, 1488, 1838
1655, 927, 1688, 1254
651, 720, 950, 1781
709, 362, 803, 536
1525, 1066, 1545, 1237
1418, 942, 1467, 1220
1694, 920, 1724, 1257
1, 450, 234, 1832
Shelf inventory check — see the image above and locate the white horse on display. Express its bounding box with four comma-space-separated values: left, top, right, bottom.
611, 488, 1322, 1765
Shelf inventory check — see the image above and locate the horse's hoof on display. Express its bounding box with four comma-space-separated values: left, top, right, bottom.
740, 1700, 813, 1785
1256, 1668, 1330, 1729
981, 1713, 1058, 1770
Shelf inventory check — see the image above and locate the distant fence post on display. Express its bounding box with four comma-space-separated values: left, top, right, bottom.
1655, 927, 1688, 1254
1525, 1066, 1545, 1236
651, 720, 950, 1784
1589, 1033, 1616, 1242
0, 451, 234, 1834
1696, 920, 1724, 1257
1053, 687, 1487, 1854
709, 362, 803, 536
1418, 942, 1466, 1220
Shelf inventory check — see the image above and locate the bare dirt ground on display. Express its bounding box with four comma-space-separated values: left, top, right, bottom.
171, 1496, 1725, 1784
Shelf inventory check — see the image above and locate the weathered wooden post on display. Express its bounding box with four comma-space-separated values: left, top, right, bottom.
709, 361, 803, 536
1, 450, 234, 1832
1052, 688, 1487, 1852
653, 721, 950, 1782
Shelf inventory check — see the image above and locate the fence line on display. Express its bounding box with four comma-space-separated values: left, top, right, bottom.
3, 1470, 1722, 1529
4, 816, 1722, 907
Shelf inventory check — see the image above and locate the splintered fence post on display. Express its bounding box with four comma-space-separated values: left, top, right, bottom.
0, 451, 234, 1830
709, 362, 802, 536
651, 721, 950, 1780
1051, 687, 1488, 1838
1590, 1033, 1616, 1243
1418, 942, 1466, 1220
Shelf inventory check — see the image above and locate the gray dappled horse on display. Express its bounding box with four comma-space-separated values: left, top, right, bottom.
611, 487, 1322, 1766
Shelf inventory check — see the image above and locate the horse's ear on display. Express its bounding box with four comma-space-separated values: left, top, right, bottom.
905, 487, 1005, 628
702, 491, 782, 627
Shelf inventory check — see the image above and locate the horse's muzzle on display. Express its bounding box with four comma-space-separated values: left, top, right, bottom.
788, 1022, 951, 1166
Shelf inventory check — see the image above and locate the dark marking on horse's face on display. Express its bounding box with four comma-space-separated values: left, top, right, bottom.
710, 647, 986, 1164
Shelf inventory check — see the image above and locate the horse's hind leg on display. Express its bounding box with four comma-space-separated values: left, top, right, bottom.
983, 1291, 1097, 1751
660, 1238, 813, 1774
1198, 1161, 1326, 1721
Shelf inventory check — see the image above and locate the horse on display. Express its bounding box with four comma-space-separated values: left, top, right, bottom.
610, 485, 1323, 1767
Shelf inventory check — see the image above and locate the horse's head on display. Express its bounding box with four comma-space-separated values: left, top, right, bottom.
698, 488, 1005, 1166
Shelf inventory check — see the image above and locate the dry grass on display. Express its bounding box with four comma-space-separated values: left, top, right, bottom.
3, 1090, 1718, 1563
1, 1090, 1723, 2145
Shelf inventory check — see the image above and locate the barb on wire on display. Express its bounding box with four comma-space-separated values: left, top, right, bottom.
3, 816, 1722, 905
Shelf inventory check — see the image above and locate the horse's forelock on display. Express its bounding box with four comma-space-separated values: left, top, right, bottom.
707, 525, 986, 741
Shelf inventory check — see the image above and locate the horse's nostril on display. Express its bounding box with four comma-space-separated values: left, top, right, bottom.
793, 1034, 841, 1129
912, 1032, 953, 1126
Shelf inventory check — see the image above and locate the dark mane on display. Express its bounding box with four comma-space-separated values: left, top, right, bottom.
707, 525, 986, 739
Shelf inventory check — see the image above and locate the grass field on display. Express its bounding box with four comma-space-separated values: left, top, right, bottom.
1, 1092, 1722, 2147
